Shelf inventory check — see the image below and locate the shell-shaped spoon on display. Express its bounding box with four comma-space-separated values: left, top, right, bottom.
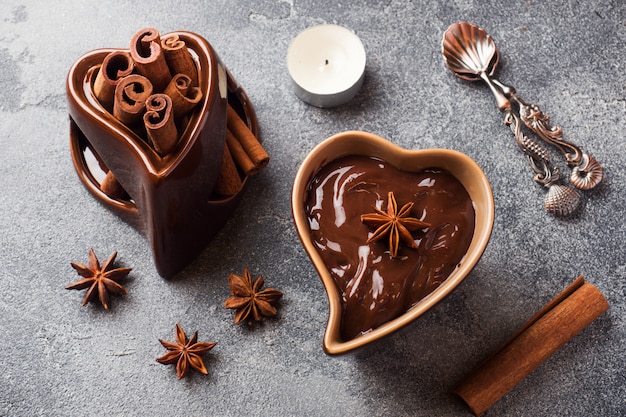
443, 21, 603, 192
442, 22, 581, 216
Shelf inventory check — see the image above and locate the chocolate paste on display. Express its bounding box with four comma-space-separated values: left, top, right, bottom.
305, 156, 475, 341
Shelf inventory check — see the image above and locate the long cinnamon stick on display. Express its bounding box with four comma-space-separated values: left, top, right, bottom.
129, 28, 171, 92
455, 276, 608, 416
93, 51, 135, 109
144, 94, 178, 156
226, 104, 269, 171
226, 129, 257, 175
214, 142, 243, 196
113, 74, 153, 127
161, 34, 198, 86
163, 74, 202, 121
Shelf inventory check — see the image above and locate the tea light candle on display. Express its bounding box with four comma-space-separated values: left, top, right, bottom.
287, 24, 366, 108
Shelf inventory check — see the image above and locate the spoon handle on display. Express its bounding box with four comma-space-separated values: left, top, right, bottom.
503, 109, 580, 216
492, 80, 603, 190
479, 72, 510, 110
503, 109, 558, 187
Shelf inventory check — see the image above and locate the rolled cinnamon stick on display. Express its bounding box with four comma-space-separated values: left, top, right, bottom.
455, 276, 609, 416
113, 74, 153, 127
101, 170, 128, 200
163, 74, 202, 121
214, 142, 243, 196
144, 94, 178, 156
226, 104, 269, 171
93, 51, 135, 109
161, 34, 198, 86
129, 27, 171, 92
226, 129, 257, 175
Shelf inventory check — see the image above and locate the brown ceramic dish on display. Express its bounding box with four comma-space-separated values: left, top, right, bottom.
291, 131, 494, 354
67, 31, 258, 278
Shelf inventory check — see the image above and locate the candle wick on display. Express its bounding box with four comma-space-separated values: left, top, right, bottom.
324, 59, 329, 66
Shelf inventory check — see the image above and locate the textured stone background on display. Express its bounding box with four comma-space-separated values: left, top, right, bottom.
1, 1, 624, 416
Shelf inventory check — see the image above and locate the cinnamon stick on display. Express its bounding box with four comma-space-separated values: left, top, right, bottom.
226, 129, 257, 175
161, 34, 198, 86
101, 170, 128, 200
129, 28, 171, 92
455, 276, 609, 416
113, 74, 154, 127
163, 74, 202, 121
93, 51, 135, 109
226, 104, 269, 171
144, 94, 178, 156
214, 142, 243, 196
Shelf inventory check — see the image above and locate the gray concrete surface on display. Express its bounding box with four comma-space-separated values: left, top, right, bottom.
1, 1, 625, 416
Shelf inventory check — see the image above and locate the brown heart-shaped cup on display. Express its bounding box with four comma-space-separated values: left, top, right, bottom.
292, 131, 494, 354
67, 31, 258, 278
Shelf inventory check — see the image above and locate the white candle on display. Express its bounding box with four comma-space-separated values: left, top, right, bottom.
287, 24, 366, 108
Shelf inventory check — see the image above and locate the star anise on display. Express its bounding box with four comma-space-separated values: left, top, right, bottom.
156, 323, 217, 379
360, 191, 431, 258
65, 248, 131, 309
224, 268, 283, 325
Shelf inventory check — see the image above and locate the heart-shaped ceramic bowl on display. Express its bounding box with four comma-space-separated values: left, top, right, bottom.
292, 131, 494, 354
67, 31, 258, 278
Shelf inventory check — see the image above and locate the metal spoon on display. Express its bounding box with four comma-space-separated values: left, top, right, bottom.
442, 22, 603, 192
442, 21, 580, 216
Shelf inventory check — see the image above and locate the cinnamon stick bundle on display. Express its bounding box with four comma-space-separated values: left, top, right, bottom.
129, 28, 171, 92
94, 27, 209, 200
144, 94, 178, 156
93, 51, 135, 109
163, 74, 203, 121
113, 74, 154, 127
161, 34, 198, 86
226, 104, 269, 172
455, 276, 609, 416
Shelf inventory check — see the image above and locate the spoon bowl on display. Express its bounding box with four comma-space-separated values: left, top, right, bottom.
442, 21, 499, 82
442, 22, 510, 109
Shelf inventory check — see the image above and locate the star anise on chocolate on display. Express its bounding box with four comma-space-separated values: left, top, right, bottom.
360, 191, 431, 258
156, 323, 217, 379
65, 248, 131, 309
224, 268, 283, 325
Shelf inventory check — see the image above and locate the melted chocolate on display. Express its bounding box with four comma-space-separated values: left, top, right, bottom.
305, 156, 475, 341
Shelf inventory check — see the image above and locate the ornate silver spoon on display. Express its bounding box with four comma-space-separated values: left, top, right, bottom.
442, 21, 603, 193
442, 21, 581, 216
